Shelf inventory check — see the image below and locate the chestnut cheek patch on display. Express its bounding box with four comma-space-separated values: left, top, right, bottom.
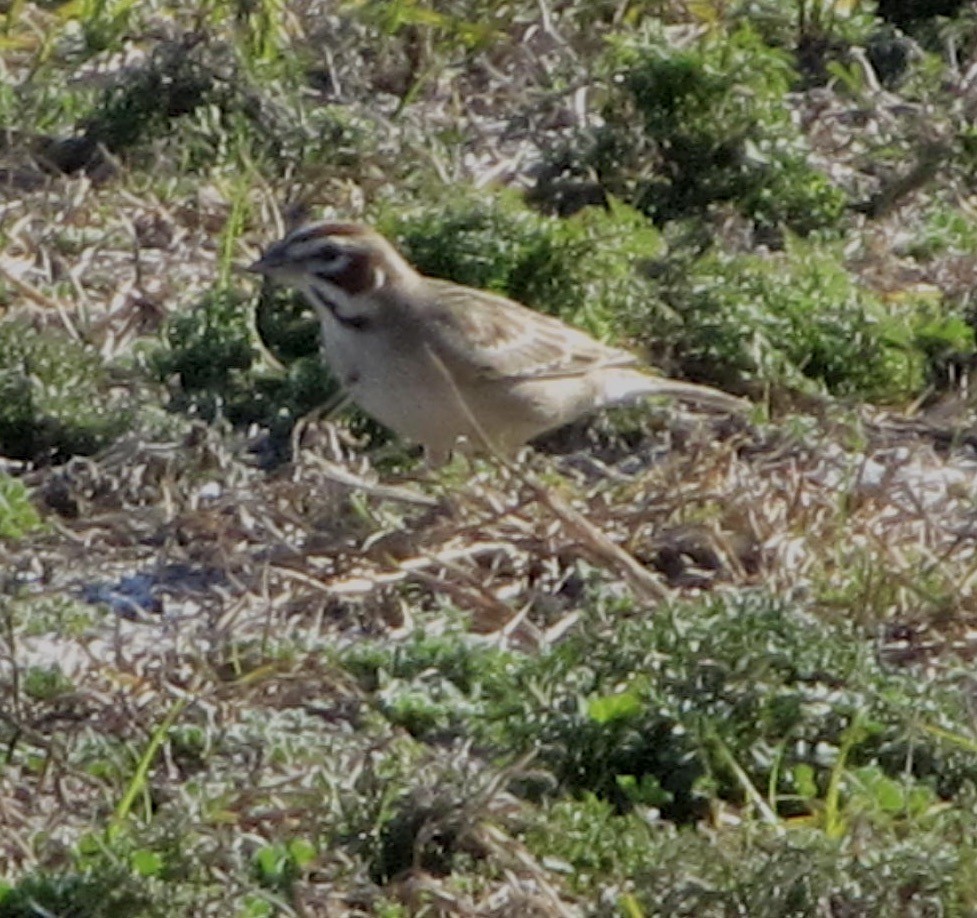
329, 252, 376, 296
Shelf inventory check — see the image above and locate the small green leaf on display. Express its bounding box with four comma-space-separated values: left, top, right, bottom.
917, 316, 975, 353
852, 766, 906, 813
238, 895, 274, 918
287, 837, 316, 868
792, 763, 817, 799
0, 473, 42, 540
254, 843, 286, 880
131, 849, 164, 877
616, 773, 672, 807
587, 690, 644, 724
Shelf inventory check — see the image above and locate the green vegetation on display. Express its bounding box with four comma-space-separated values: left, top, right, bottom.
588, 23, 850, 233
385, 194, 663, 339
387, 198, 974, 397
0, 866, 160, 918
526, 794, 977, 915
0, 474, 42, 539
639, 236, 974, 396
344, 593, 977, 827
152, 285, 375, 454
0, 321, 134, 461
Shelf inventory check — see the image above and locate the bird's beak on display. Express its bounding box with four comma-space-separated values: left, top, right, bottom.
247, 241, 289, 275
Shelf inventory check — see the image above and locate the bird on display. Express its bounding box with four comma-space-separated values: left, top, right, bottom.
248, 221, 746, 463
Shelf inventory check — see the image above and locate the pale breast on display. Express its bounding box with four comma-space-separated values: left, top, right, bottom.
315, 310, 609, 455
317, 314, 469, 449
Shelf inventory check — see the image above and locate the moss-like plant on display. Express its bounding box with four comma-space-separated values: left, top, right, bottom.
337, 585, 977, 848
636, 235, 975, 399
155, 289, 256, 396
525, 796, 977, 914
0, 320, 134, 462
549, 22, 848, 234
382, 194, 972, 401
0, 866, 157, 918
153, 286, 354, 456
154, 287, 332, 426
484, 590, 977, 821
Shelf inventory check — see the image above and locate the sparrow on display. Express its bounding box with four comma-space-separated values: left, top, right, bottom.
248, 221, 745, 463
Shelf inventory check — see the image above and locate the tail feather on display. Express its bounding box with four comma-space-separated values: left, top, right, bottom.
598, 368, 745, 413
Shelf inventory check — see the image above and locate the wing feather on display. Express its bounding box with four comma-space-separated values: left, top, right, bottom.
422, 280, 637, 382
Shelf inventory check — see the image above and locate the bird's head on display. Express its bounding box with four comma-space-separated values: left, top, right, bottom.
248, 222, 417, 328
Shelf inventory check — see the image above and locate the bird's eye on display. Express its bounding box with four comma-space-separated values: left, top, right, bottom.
312, 251, 350, 280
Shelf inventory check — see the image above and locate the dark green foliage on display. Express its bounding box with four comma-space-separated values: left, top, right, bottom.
635, 236, 974, 398
488, 592, 977, 821
526, 798, 977, 915
342, 629, 517, 741
153, 287, 338, 439
254, 284, 320, 364
0, 321, 133, 462
54, 36, 369, 179
735, 0, 882, 88
386, 197, 594, 311
371, 786, 471, 882
342, 591, 977, 830
82, 40, 218, 156
0, 814, 229, 917
156, 289, 255, 395
151, 282, 414, 459
878, 0, 970, 30
383, 195, 972, 401
0, 868, 156, 918
383, 194, 663, 343
555, 23, 848, 234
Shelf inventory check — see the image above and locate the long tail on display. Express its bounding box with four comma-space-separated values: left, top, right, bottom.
599, 368, 747, 413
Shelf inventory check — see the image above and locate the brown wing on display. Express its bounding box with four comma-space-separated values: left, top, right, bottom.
422, 279, 638, 382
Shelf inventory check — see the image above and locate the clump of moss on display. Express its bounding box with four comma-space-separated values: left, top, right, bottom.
151, 286, 398, 461
638, 236, 974, 400
486, 590, 977, 823
338, 587, 977, 853
152, 287, 337, 438
45, 35, 371, 180
525, 796, 977, 915
543, 22, 848, 235
0, 867, 158, 918
83, 41, 219, 157
154, 288, 256, 399
0, 320, 134, 462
